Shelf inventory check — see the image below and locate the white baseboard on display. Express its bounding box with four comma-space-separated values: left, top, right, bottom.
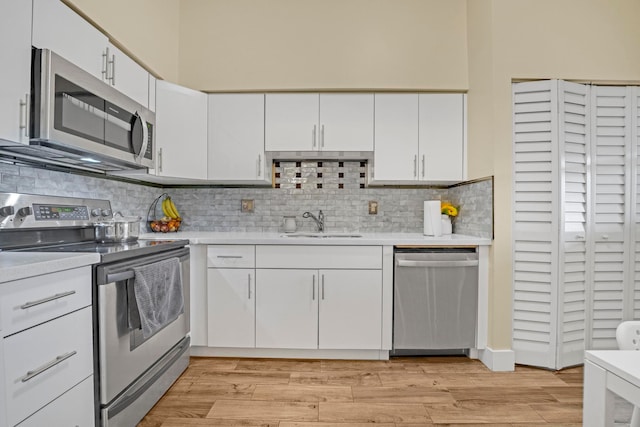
479, 347, 515, 371
190, 346, 390, 360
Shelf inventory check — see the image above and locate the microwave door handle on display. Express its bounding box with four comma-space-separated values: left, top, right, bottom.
134, 112, 149, 164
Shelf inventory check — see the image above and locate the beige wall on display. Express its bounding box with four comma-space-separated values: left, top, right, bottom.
468, 0, 640, 349
65, 0, 181, 81
177, 0, 469, 91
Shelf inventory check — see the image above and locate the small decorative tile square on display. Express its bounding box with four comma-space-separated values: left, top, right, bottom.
272, 160, 367, 189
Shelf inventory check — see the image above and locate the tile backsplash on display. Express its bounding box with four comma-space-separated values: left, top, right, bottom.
0, 161, 493, 238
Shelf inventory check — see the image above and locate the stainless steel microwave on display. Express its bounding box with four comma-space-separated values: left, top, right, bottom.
14, 48, 155, 172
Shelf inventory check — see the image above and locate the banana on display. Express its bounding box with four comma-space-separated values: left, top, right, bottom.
168, 198, 181, 220
161, 197, 173, 218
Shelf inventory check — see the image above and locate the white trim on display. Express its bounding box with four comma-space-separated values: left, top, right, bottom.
190, 346, 390, 360
479, 347, 516, 372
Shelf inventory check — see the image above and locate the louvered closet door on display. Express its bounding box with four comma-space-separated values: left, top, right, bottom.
512, 80, 559, 369
632, 87, 640, 320
557, 81, 590, 368
589, 86, 632, 349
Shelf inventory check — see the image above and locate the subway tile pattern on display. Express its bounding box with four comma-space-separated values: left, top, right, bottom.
0, 161, 493, 237
273, 161, 366, 189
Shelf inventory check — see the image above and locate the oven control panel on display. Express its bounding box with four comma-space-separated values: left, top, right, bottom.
33, 204, 90, 221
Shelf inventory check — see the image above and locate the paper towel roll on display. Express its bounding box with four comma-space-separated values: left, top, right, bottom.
424, 200, 442, 236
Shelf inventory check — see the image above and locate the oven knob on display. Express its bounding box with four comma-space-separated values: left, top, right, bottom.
91, 208, 102, 217
16, 206, 32, 217
101, 209, 112, 217
0, 205, 14, 217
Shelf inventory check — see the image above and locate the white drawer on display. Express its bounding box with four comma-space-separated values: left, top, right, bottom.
0, 266, 91, 337
17, 375, 94, 427
207, 245, 255, 268
256, 245, 382, 269
4, 307, 93, 427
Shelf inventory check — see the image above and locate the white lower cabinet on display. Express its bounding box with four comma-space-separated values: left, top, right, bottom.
255, 268, 382, 350
206, 244, 383, 352
207, 268, 255, 348
3, 306, 94, 426
255, 269, 319, 349
0, 267, 94, 427
318, 269, 382, 350
17, 376, 94, 427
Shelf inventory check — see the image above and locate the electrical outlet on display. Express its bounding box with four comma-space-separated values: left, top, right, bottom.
241, 199, 254, 213
368, 201, 378, 215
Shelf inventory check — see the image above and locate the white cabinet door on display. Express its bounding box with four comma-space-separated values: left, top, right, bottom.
155, 80, 208, 180
265, 94, 319, 151
0, 0, 31, 144
106, 42, 149, 108
32, 0, 108, 80
319, 94, 374, 152
255, 269, 318, 349
373, 94, 419, 181
419, 94, 465, 182
318, 269, 382, 350
208, 94, 269, 183
208, 268, 255, 348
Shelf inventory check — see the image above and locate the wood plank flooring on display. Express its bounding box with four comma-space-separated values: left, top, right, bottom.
138, 356, 585, 426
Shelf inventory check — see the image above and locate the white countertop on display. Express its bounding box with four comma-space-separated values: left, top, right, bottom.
0, 252, 100, 283
139, 231, 491, 246
585, 350, 640, 388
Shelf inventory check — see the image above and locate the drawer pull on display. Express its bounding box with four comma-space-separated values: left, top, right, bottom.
20, 290, 76, 309
216, 255, 243, 259
20, 350, 77, 383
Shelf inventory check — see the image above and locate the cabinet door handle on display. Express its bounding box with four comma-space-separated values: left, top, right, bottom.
248, 274, 252, 299
257, 154, 262, 177
110, 54, 116, 85
19, 93, 29, 138
102, 47, 110, 81
158, 148, 163, 172
216, 255, 243, 259
421, 155, 425, 178
20, 290, 76, 310
413, 155, 417, 177
321, 274, 325, 300
312, 275, 316, 300
312, 125, 317, 148
321, 124, 325, 148
20, 350, 77, 383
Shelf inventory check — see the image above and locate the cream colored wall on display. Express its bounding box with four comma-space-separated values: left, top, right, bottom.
177, 0, 469, 91
64, 0, 181, 81
467, 0, 640, 350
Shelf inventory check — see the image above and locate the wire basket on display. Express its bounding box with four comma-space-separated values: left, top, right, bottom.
147, 193, 182, 233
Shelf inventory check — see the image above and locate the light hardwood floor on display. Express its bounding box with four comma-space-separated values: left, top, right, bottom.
138, 356, 584, 426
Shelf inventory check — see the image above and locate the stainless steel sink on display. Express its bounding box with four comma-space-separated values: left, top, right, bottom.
281, 233, 363, 238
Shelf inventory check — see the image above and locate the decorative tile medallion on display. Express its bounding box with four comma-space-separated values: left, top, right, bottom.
272, 161, 367, 189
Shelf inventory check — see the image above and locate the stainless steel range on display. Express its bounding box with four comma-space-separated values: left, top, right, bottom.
0, 192, 190, 427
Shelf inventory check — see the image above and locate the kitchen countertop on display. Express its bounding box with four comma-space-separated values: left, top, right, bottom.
0, 252, 100, 283
139, 231, 492, 246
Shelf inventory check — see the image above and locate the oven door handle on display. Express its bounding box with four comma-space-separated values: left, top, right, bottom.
106, 270, 135, 283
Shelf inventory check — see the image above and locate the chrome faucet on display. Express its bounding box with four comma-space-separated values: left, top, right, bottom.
302, 210, 324, 232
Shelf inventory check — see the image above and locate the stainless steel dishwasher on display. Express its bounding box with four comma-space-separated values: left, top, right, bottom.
392, 247, 479, 355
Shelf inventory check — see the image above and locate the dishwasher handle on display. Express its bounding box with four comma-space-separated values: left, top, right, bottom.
396, 259, 478, 268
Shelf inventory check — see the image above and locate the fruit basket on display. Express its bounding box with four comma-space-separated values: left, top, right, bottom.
147, 193, 182, 233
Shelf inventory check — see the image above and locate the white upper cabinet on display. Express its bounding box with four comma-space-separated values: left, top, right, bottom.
373, 93, 465, 184
373, 94, 419, 181
208, 94, 269, 184
32, 0, 150, 109
0, 0, 32, 144
154, 80, 208, 180
265, 94, 319, 151
32, 0, 108, 80
104, 42, 150, 108
419, 94, 465, 182
265, 93, 374, 152
319, 94, 374, 151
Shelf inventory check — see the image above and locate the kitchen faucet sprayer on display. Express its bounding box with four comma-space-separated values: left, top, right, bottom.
302, 210, 324, 232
